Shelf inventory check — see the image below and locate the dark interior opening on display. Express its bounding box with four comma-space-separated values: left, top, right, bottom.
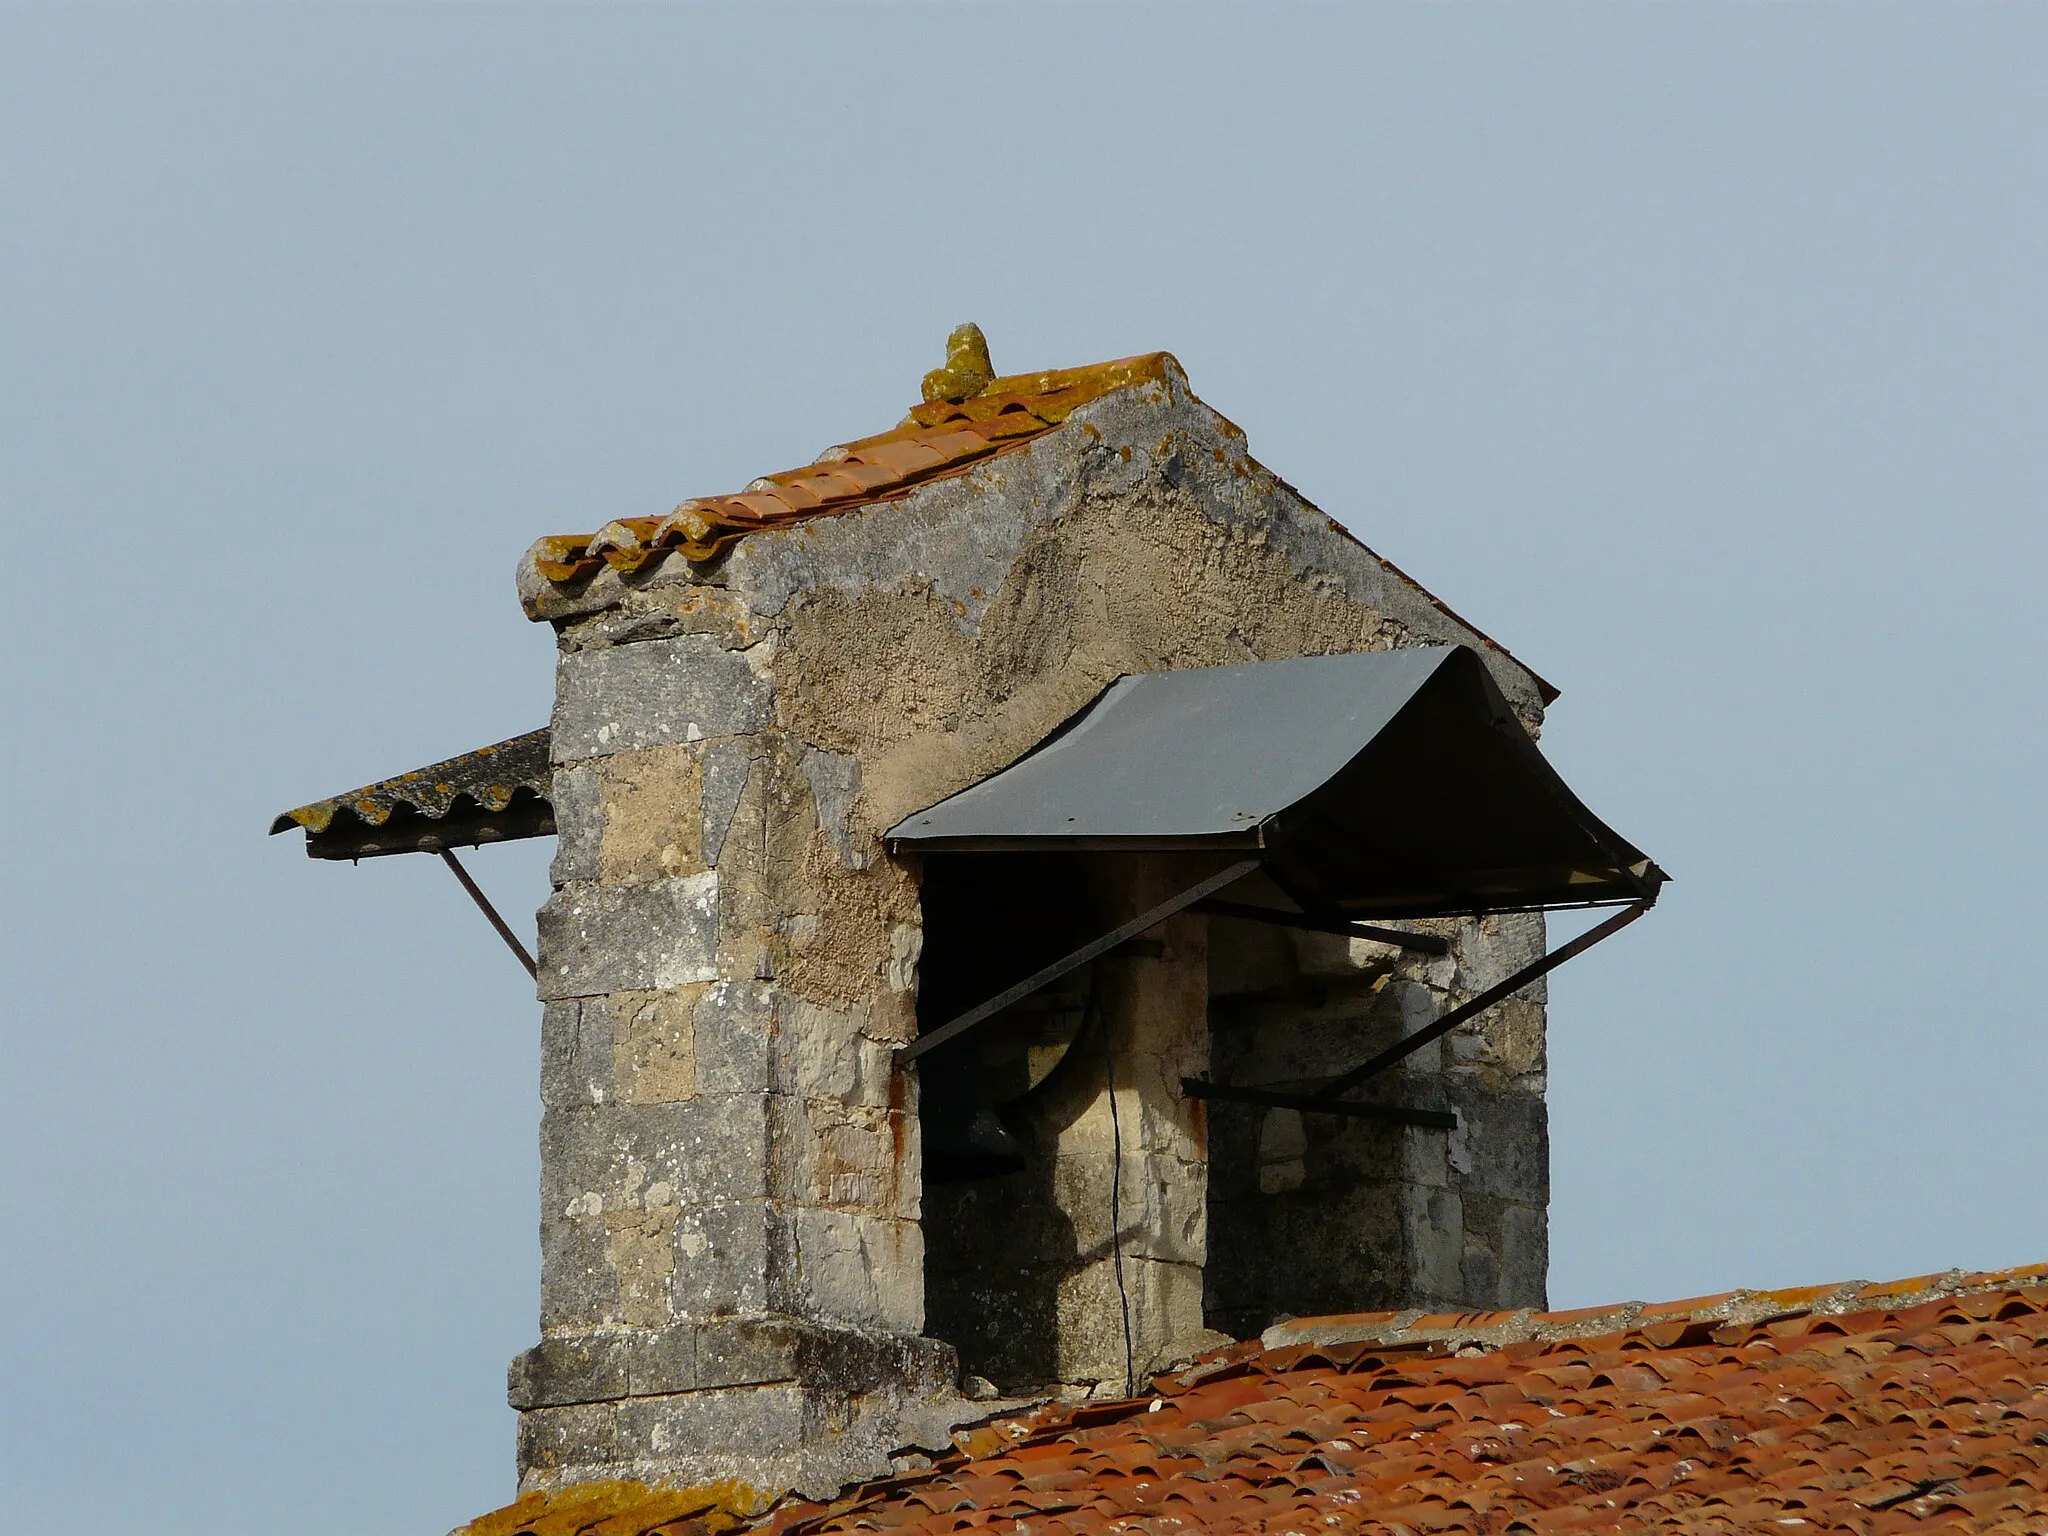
914, 851, 1111, 1388
1266, 650, 1657, 917
1199, 902, 1420, 1339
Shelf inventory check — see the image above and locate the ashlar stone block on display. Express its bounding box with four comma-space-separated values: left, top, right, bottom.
799, 746, 865, 870
1497, 1199, 1548, 1309
540, 999, 615, 1109
537, 871, 718, 1001
774, 993, 896, 1108
541, 1099, 773, 1225
609, 988, 699, 1105
597, 745, 708, 885
700, 741, 753, 865
538, 1206, 621, 1335
669, 1199, 794, 1320
548, 762, 602, 885
691, 980, 774, 1097
552, 633, 773, 761
798, 1098, 910, 1215
791, 1207, 924, 1334
1053, 1254, 1205, 1389
605, 1198, 680, 1327
1050, 1147, 1207, 1267
1401, 1183, 1466, 1306
515, 1326, 966, 1501
1452, 1092, 1548, 1205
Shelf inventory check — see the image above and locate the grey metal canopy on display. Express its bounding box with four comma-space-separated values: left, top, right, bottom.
887, 646, 1665, 920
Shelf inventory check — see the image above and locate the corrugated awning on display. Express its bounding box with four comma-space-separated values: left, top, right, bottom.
886, 646, 1665, 920
270, 728, 553, 860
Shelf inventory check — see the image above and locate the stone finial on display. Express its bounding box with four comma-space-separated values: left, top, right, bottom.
921, 323, 995, 405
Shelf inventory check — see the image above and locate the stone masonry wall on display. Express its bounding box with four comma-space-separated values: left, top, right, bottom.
512, 358, 1553, 1498
1204, 910, 1549, 1341
514, 616, 958, 1500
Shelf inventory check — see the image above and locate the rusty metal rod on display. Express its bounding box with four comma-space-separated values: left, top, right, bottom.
433, 845, 538, 980
1192, 899, 1450, 955
1181, 1078, 1457, 1129
897, 858, 1261, 1068
1312, 900, 1647, 1103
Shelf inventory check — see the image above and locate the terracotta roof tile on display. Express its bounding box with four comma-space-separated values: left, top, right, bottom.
514, 337, 1567, 702
528, 352, 1176, 586
463, 1262, 2048, 1536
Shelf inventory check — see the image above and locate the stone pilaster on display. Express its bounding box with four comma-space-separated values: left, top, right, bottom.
513, 627, 960, 1500
1042, 858, 1212, 1390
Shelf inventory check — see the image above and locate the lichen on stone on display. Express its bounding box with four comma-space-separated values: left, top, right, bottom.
919, 322, 996, 405
456, 1477, 771, 1536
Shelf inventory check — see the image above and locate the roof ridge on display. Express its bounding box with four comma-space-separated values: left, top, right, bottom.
526, 352, 1179, 588
1255, 1260, 2048, 1358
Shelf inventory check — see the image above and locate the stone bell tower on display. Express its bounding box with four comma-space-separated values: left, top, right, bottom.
489, 329, 1660, 1502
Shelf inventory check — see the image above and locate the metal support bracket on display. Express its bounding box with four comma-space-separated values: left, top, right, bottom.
1181, 1078, 1457, 1129
429, 841, 539, 980
1192, 899, 1449, 956
1311, 900, 1648, 1104
896, 858, 1261, 1068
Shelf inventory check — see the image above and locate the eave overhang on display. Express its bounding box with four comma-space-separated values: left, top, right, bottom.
886, 646, 1665, 921
269, 728, 554, 860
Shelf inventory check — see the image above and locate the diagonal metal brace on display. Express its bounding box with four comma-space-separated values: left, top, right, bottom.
896, 858, 1261, 1068
1181, 1078, 1457, 1129
1193, 899, 1449, 955
1312, 901, 1647, 1103
429, 842, 539, 980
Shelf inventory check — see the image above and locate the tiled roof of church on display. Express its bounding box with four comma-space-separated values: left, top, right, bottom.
462, 1263, 2048, 1536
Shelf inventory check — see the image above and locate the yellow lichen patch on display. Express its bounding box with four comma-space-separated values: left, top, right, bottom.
533, 534, 599, 583
920, 321, 996, 404
901, 351, 1176, 431
458, 1478, 772, 1536
286, 798, 339, 833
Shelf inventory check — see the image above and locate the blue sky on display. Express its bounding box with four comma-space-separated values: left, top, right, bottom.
3, 7, 2043, 1533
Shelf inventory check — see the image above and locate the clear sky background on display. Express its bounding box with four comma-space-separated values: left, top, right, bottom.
3, 6, 2043, 1533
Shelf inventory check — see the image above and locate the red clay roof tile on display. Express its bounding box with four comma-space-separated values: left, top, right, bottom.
529, 352, 1176, 585
468, 1262, 2048, 1536
516, 338, 1567, 702
480, 1302, 2037, 1533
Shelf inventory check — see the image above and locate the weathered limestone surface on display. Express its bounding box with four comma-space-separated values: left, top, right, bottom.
536, 873, 719, 1000
515, 359, 1555, 1495
551, 633, 774, 758
512, 1320, 960, 1500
